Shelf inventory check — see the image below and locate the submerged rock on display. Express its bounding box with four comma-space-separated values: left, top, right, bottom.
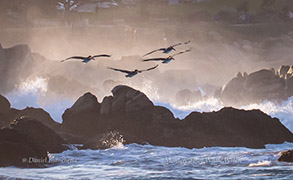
278, 150, 293, 162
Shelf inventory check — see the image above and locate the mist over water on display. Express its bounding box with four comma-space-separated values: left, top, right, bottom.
5, 77, 293, 133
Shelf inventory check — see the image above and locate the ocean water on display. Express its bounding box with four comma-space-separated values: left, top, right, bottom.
2, 77, 293, 179
0, 143, 293, 179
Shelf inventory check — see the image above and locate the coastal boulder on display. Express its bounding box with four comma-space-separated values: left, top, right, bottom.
0, 44, 34, 93
0, 127, 48, 167
61, 92, 101, 137
10, 116, 68, 153
12, 107, 61, 131
219, 68, 288, 106
0, 94, 10, 115
100, 85, 153, 115
100, 85, 182, 146
183, 107, 293, 148
220, 72, 246, 105
278, 150, 293, 162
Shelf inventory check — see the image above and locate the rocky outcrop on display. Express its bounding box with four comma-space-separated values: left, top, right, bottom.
61, 85, 293, 149
10, 117, 68, 153
100, 85, 153, 115
0, 95, 61, 131
0, 94, 10, 114
0, 127, 48, 168
11, 107, 61, 131
61, 92, 101, 137
278, 150, 293, 162
0, 44, 34, 94
0, 115, 70, 167
219, 66, 292, 106
182, 107, 293, 148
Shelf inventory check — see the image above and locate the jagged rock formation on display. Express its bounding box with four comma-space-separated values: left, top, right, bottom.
0, 94, 60, 131
218, 65, 293, 106
0, 44, 34, 94
60, 85, 293, 149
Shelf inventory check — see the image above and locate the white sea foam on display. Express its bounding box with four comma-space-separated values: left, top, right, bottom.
157, 97, 293, 132
3, 76, 293, 131
248, 160, 272, 167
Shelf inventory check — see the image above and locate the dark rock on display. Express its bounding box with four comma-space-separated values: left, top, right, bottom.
100, 85, 153, 115
220, 73, 246, 105
0, 44, 34, 93
0, 94, 10, 114
219, 68, 288, 106
10, 116, 68, 153
183, 107, 293, 148
278, 150, 293, 162
62, 85, 293, 149
61, 92, 101, 137
12, 107, 61, 131
244, 69, 286, 100
0, 127, 48, 167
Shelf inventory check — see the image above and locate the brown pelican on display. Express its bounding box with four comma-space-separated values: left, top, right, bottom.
143, 40, 190, 57
107, 65, 159, 77
61, 54, 111, 63
143, 48, 191, 64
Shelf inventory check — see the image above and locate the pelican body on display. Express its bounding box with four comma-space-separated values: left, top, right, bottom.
107, 65, 159, 78
61, 54, 111, 63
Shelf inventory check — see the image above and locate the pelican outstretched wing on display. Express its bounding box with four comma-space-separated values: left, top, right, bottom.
61, 56, 86, 62
143, 48, 166, 57
171, 40, 191, 47
93, 54, 111, 58
107, 67, 132, 74
171, 48, 192, 57
142, 58, 166, 62
140, 65, 159, 72
170, 43, 182, 47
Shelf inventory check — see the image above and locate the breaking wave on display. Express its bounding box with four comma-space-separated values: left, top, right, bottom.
156, 96, 293, 132
3, 77, 293, 132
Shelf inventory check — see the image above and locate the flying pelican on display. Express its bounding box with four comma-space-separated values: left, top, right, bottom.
143, 48, 191, 64
143, 40, 190, 57
107, 65, 159, 78
61, 54, 111, 63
